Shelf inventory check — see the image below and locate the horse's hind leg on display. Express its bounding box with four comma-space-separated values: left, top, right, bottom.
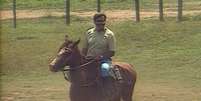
121, 87, 133, 101
112, 96, 121, 101
121, 82, 135, 101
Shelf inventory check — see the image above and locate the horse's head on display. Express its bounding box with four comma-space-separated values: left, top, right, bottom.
49, 36, 81, 72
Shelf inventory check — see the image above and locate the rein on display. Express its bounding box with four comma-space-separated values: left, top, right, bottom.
62, 59, 100, 87
63, 59, 97, 71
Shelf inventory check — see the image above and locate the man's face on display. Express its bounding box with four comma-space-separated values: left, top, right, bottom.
94, 16, 106, 31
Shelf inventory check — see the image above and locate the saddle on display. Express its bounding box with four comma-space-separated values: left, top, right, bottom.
100, 64, 123, 81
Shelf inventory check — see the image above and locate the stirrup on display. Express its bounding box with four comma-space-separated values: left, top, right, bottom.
114, 66, 123, 81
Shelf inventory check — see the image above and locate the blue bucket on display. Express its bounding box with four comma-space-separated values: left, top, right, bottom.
101, 63, 110, 77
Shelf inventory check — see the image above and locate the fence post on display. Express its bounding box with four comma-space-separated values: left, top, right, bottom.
97, 0, 101, 12
65, 0, 70, 25
177, 0, 183, 21
159, 0, 164, 21
134, 0, 140, 22
13, 0, 16, 28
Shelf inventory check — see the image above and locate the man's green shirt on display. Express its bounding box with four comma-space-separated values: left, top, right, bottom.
82, 27, 116, 58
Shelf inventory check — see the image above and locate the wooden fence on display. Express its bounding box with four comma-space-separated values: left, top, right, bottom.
12, 0, 184, 28
134, 0, 183, 22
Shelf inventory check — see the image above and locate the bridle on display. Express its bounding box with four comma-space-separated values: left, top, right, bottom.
60, 47, 97, 71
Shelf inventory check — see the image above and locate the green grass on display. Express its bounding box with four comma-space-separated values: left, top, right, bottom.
1, 0, 201, 11
1, 15, 201, 101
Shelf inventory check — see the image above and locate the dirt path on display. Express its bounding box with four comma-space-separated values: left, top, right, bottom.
1, 9, 201, 20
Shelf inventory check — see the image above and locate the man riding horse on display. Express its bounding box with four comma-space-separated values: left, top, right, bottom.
82, 13, 122, 81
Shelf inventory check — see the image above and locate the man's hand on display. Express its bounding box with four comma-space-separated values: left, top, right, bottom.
95, 55, 104, 61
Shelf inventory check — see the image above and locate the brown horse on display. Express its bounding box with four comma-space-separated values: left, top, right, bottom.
49, 36, 137, 101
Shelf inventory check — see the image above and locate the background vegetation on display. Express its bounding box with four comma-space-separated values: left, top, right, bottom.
1, 0, 201, 101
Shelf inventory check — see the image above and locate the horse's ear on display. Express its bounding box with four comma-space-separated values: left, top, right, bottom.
73, 38, 80, 47
65, 35, 68, 42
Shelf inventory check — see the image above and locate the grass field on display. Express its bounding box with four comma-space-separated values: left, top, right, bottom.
1, 0, 201, 11
1, 13, 201, 101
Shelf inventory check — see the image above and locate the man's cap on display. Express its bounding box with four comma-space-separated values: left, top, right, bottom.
93, 13, 107, 22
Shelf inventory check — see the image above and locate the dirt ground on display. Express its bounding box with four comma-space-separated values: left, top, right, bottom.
1, 9, 201, 20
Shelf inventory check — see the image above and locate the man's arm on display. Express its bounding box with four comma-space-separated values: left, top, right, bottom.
105, 30, 116, 58
81, 31, 89, 56
102, 51, 115, 58
81, 48, 88, 56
